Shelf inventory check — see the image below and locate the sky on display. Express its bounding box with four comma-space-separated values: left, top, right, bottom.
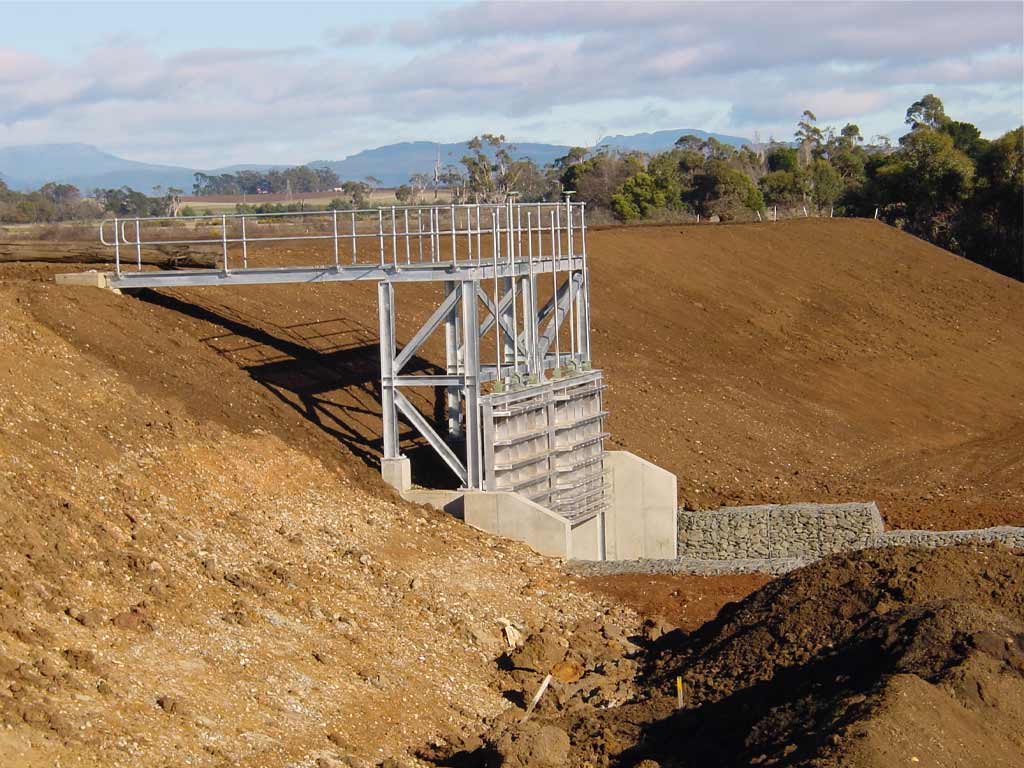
0, 0, 1022, 168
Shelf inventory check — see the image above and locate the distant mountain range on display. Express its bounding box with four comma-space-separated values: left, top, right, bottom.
0, 129, 752, 193
597, 128, 749, 153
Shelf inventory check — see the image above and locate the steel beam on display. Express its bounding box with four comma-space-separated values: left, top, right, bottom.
394, 390, 467, 485
394, 375, 465, 387
477, 286, 525, 357
105, 258, 585, 290
538, 273, 583, 359
443, 281, 463, 440
461, 279, 482, 488
393, 283, 461, 373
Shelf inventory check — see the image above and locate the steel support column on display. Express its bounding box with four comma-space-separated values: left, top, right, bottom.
378, 281, 400, 460
461, 279, 482, 488
443, 281, 464, 440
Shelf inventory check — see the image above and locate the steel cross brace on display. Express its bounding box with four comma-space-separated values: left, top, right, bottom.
476, 287, 526, 357
537, 272, 584, 359
378, 279, 482, 488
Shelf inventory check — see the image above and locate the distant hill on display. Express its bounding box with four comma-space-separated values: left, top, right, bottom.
597, 128, 750, 153
0, 130, 754, 193
208, 163, 292, 174
310, 140, 575, 188
0, 143, 197, 193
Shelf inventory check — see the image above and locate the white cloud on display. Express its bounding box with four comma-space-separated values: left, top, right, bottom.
0, 1, 1020, 166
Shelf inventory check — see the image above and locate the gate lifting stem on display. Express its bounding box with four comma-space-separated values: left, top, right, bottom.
97, 198, 607, 517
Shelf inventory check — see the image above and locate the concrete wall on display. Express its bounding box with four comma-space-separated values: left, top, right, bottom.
462, 491, 575, 559
570, 513, 604, 561
605, 451, 678, 560
678, 502, 883, 560
404, 488, 603, 561
401, 488, 465, 518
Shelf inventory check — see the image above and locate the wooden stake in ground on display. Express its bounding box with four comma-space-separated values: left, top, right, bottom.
521, 674, 553, 723
676, 676, 684, 709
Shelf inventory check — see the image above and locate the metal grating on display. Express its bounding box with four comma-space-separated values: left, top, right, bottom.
480, 370, 608, 522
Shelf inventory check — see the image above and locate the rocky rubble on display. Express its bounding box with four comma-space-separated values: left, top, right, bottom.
440, 545, 1024, 768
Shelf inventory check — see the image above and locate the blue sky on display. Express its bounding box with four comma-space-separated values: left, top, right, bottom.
1, 1, 1021, 167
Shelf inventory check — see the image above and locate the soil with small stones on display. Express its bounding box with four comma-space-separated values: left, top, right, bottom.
580, 572, 770, 631
439, 545, 1024, 768
1, 218, 1022, 765
0, 274, 637, 766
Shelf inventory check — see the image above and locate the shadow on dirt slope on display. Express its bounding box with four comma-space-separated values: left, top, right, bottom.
135, 288, 461, 488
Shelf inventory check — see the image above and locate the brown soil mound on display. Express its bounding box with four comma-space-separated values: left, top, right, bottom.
453, 545, 1024, 768
589, 220, 1024, 529
0, 289, 636, 766
580, 572, 771, 631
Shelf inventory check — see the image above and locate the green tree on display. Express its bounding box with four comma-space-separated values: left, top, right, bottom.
767, 146, 799, 173
760, 170, 802, 207
341, 180, 370, 208
696, 160, 763, 219
610, 172, 667, 220
795, 110, 823, 164
905, 93, 949, 131
957, 127, 1024, 279
942, 120, 986, 160
867, 127, 974, 249
810, 159, 843, 210
562, 151, 643, 211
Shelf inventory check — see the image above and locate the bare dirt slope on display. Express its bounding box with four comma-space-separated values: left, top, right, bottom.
0, 287, 635, 766
588, 219, 1024, 529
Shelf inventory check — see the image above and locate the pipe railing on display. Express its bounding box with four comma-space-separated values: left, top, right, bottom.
99, 201, 587, 276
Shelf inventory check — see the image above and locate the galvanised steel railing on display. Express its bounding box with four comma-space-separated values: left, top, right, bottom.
99, 200, 587, 277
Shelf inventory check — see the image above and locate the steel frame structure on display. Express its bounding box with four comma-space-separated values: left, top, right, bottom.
94, 199, 599, 499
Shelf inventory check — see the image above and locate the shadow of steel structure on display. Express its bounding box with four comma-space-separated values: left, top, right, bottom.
95, 198, 607, 518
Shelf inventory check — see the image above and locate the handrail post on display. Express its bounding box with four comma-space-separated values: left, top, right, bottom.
221, 214, 228, 274
113, 217, 121, 276
135, 218, 142, 270
241, 215, 248, 269
450, 203, 456, 267
332, 209, 339, 270
391, 205, 398, 269
350, 210, 357, 264
403, 208, 411, 265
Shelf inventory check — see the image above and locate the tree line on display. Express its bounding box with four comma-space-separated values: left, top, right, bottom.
2, 94, 1019, 278
191, 165, 343, 196
433, 96, 1020, 281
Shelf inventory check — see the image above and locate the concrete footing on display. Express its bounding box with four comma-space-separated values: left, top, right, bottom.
55, 271, 121, 294
460, 491, 602, 559
398, 450, 679, 562
381, 457, 411, 493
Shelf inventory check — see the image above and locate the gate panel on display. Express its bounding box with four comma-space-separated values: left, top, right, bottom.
481, 370, 608, 521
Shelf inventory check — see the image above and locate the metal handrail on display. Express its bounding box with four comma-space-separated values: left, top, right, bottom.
98, 201, 587, 276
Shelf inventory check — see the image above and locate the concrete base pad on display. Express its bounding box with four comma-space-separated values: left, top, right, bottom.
55, 271, 118, 292
380, 457, 411, 493
383, 450, 681, 563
